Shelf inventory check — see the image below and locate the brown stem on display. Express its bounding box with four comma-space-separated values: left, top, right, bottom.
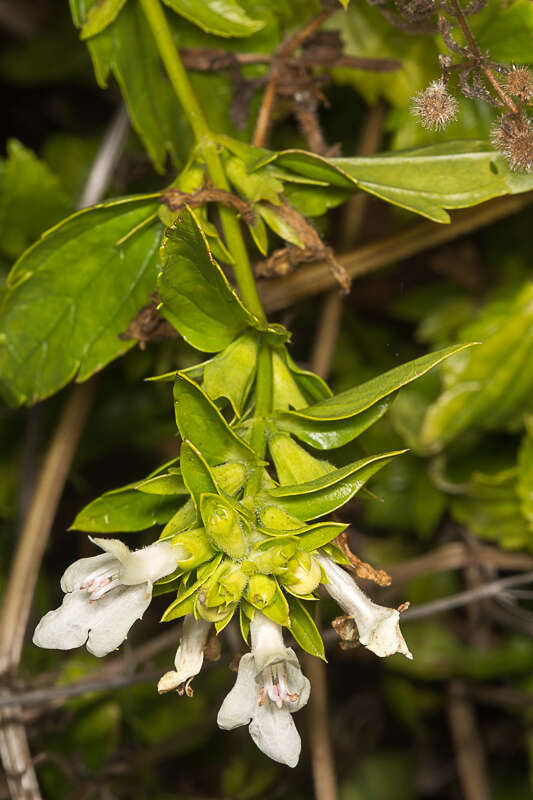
252, 7, 336, 147
0, 383, 95, 799
447, 682, 491, 800
304, 646, 338, 800
259, 192, 533, 312
446, 0, 519, 114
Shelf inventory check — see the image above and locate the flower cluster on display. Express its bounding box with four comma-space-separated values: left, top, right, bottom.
34, 339, 414, 767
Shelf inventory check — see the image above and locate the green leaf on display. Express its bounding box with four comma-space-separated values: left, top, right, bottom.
81, 0, 128, 38
173, 373, 255, 465
261, 580, 290, 626
162, 0, 264, 37
203, 332, 259, 415
74, 1, 192, 171
0, 139, 71, 260
473, 0, 533, 63
0, 196, 163, 405
251, 142, 533, 223
161, 556, 222, 621
71, 486, 181, 533
135, 472, 186, 495
287, 596, 325, 659
257, 204, 304, 247
285, 344, 475, 423
421, 285, 533, 451
277, 400, 391, 450
180, 440, 219, 510
158, 209, 261, 352
266, 451, 405, 521
297, 522, 348, 552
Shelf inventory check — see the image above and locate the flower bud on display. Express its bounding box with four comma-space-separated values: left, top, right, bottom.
201, 493, 248, 559
171, 528, 214, 570
280, 551, 321, 595
214, 462, 247, 495
195, 588, 236, 622
253, 540, 298, 575
269, 433, 333, 485
246, 574, 277, 609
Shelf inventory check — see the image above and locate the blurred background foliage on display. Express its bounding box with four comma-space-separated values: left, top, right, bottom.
1, 0, 533, 797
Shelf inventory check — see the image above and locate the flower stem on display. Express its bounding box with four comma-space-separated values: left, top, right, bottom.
139, 0, 265, 320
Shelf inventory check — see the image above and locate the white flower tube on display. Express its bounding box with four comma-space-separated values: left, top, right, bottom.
317, 553, 412, 660
217, 612, 310, 767
33, 538, 181, 657
158, 615, 211, 696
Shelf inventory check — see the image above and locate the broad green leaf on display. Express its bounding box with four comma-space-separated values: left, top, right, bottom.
203, 332, 259, 415
285, 344, 475, 422
0, 139, 71, 260
73, 1, 192, 171
421, 285, 533, 451
277, 400, 391, 450
272, 350, 308, 411
173, 373, 255, 465
81, 0, 127, 38
287, 596, 325, 659
473, 0, 533, 63
180, 440, 219, 510
266, 451, 405, 520
162, 0, 264, 37
158, 209, 261, 352
0, 196, 162, 405
250, 142, 533, 223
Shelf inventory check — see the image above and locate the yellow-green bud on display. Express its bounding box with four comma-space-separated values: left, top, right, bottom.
201, 493, 248, 559
171, 527, 214, 570
269, 432, 334, 485
196, 591, 235, 622
253, 539, 298, 574
281, 551, 321, 595
213, 462, 247, 495
246, 574, 276, 609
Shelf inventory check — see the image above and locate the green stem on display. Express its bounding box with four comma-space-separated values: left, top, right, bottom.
139, 0, 265, 320
246, 342, 273, 496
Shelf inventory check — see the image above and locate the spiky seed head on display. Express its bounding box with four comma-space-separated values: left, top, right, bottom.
491, 113, 533, 173
411, 79, 458, 130
504, 66, 533, 102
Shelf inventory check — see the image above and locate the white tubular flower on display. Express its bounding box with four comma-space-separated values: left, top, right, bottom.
317, 553, 412, 660
217, 612, 310, 767
158, 615, 211, 696
33, 538, 181, 657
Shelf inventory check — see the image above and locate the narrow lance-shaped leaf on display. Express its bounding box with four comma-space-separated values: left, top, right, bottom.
287, 596, 325, 660
266, 451, 405, 521
285, 343, 476, 422
277, 400, 391, 450
0, 195, 163, 406
173, 373, 255, 465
